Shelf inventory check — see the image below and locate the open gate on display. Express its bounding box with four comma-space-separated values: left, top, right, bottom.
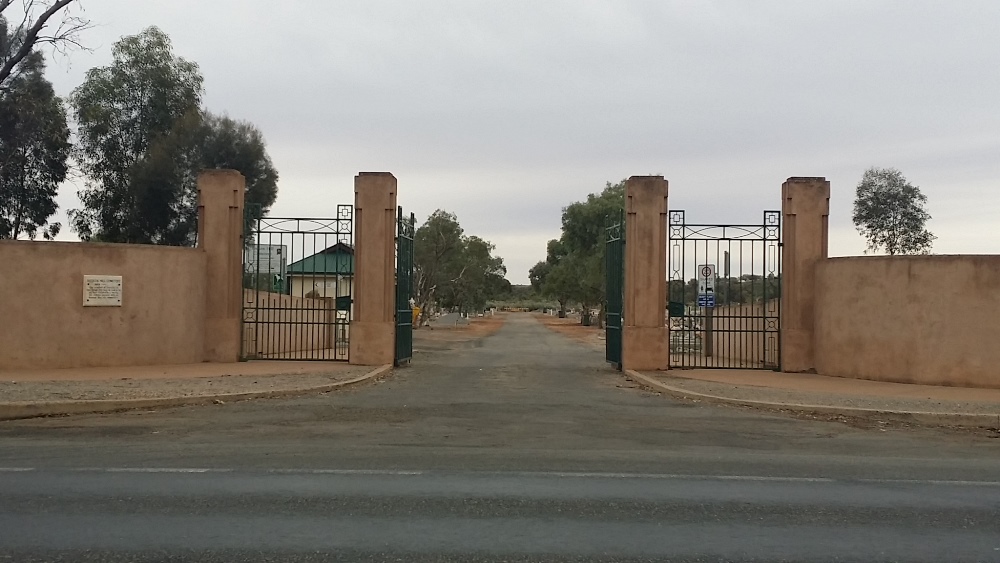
667, 210, 781, 369
241, 204, 354, 361
395, 206, 415, 366
605, 210, 624, 370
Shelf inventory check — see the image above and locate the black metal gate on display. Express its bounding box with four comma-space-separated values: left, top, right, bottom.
605, 210, 624, 370
241, 204, 354, 361
667, 210, 781, 369
395, 206, 415, 366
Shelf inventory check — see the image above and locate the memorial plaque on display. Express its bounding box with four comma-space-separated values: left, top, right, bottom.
83, 275, 123, 307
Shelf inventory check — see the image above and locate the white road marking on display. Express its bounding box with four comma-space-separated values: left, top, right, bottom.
1, 467, 997, 486
860, 478, 1000, 487
507, 471, 837, 482
265, 468, 425, 475
100, 468, 229, 473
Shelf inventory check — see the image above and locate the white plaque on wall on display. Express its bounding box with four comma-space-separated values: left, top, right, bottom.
83, 275, 123, 307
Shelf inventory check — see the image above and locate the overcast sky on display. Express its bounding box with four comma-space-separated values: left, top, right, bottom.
41, 0, 1000, 283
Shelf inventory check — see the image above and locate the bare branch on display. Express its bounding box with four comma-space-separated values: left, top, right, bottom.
0, 0, 87, 87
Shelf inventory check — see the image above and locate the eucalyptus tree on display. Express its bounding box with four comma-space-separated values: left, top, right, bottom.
853, 167, 934, 255
535, 179, 625, 326
0, 51, 69, 239
414, 209, 507, 323
70, 27, 278, 245
70, 26, 204, 244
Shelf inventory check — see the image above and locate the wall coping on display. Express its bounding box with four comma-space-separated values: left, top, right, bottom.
0, 239, 203, 254
826, 254, 1000, 263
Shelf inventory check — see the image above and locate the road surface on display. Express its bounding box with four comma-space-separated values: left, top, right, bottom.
1, 314, 998, 561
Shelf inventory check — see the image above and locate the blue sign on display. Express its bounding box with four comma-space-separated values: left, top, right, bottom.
697, 294, 715, 308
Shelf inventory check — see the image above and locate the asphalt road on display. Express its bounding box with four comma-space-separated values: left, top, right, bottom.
1, 313, 999, 561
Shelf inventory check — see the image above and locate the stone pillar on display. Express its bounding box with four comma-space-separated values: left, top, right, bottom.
197, 170, 246, 363
781, 177, 830, 373
623, 176, 669, 371
349, 172, 398, 366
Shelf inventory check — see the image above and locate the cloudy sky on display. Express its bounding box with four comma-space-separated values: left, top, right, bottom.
39, 0, 1000, 283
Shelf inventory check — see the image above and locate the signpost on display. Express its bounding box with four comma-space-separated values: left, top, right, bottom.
697, 264, 716, 295
246, 244, 287, 274
698, 264, 716, 357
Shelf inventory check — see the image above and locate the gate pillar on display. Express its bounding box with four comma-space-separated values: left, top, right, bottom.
623, 176, 669, 371
780, 177, 830, 373
198, 170, 245, 363
350, 172, 398, 366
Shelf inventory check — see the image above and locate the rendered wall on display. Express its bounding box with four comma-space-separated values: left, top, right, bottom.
0, 241, 207, 370
814, 255, 1000, 388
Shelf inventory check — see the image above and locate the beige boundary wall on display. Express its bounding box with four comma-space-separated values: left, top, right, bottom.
0, 170, 403, 371
776, 176, 1000, 388
813, 255, 1000, 389
0, 242, 207, 369
0, 170, 246, 371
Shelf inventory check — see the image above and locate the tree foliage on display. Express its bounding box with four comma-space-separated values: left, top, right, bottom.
852, 167, 934, 255
200, 112, 278, 215
0, 0, 90, 90
0, 50, 68, 239
70, 26, 203, 244
414, 209, 507, 323
69, 27, 279, 245
532, 180, 625, 324
530, 239, 570, 314
527, 260, 550, 294
668, 274, 779, 308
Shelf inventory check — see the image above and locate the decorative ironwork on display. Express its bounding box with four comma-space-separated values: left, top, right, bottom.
605, 209, 625, 370
241, 205, 354, 361
395, 206, 415, 366
667, 209, 781, 370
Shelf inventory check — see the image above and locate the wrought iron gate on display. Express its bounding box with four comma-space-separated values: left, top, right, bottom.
605, 210, 624, 370
667, 210, 781, 369
241, 204, 354, 361
395, 206, 415, 366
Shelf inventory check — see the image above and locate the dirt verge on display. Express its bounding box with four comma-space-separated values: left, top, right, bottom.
534, 313, 603, 349
414, 314, 507, 344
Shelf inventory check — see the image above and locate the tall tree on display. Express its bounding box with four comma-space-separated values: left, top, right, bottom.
527, 260, 549, 294
533, 179, 625, 325
560, 180, 626, 256
170, 112, 281, 244
0, 0, 90, 90
442, 235, 507, 314
414, 209, 464, 324
0, 50, 69, 239
200, 112, 278, 214
69, 26, 204, 244
413, 209, 507, 323
853, 167, 935, 255
531, 239, 571, 315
